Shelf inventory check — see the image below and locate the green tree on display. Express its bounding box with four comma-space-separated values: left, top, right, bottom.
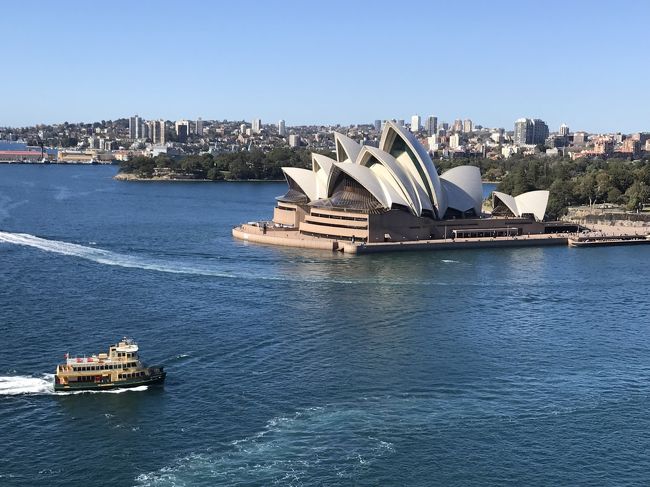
625, 181, 649, 211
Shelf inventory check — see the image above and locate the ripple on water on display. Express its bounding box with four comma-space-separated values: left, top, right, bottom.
135, 404, 396, 486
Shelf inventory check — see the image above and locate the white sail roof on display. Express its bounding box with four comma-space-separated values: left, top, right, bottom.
493, 190, 549, 221
328, 162, 410, 209
515, 190, 549, 222
311, 153, 336, 199
277, 123, 551, 222
334, 132, 362, 163
379, 121, 447, 217
356, 145, 424, 216
440, 166, 483, 215
281, 167, 318, 202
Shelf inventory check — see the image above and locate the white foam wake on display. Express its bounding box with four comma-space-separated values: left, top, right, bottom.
0, 375, 149, 396
135, 405, 395, 486
0, 231, 234, 278
0, 374, 54, 395
0, 231, 454, 286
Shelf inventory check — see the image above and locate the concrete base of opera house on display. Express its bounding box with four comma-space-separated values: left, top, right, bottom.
341, 234, 569, 254
232, 224, 338, 251
232, 223, 573, 254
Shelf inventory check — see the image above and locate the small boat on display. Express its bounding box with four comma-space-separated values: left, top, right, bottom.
54, 338, 165, 391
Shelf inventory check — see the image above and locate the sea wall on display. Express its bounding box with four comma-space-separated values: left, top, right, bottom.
343, 236, 568, 254
232, 226, 338, 251
564, 207, 650, 230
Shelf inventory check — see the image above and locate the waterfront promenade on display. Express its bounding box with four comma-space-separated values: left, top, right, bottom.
233, 221, 650, 254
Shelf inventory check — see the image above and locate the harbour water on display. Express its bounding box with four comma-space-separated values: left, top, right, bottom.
1, 165, 650, 486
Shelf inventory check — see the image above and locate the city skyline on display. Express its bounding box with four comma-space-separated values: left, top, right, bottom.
2, 0, 649, 133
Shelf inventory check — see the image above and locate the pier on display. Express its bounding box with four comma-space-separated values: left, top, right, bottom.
567, 235, 650, 248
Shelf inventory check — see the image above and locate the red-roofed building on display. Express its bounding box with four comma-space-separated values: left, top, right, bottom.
0, 150, 47, 163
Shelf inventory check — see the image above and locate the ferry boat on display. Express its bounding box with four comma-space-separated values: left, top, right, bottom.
54, 338, 165, 391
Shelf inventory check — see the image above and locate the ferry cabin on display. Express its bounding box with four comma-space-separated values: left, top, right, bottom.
55, 341, 147, 387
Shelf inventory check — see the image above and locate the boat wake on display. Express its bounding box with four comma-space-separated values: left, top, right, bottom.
0, 231, 239, 279
0, 230, 466, 286
0, 375, 148, 396
0, 231, 367, 284
0, 375, 54, 395
135, 404, 395, 486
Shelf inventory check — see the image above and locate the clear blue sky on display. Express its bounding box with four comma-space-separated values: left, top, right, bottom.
2, 0, 648, 133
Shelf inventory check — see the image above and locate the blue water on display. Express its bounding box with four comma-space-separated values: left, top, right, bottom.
1, 165, 650, 486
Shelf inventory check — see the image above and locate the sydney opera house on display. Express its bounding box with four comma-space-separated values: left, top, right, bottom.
233, 121, 577, 252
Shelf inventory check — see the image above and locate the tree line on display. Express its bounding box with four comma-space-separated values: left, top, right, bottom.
119, 147, 318, 181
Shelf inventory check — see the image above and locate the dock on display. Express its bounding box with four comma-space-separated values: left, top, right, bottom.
567, 235, 650, 248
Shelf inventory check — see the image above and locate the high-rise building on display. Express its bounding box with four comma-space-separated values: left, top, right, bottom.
146, 121, 155, 141
175, 120, 190, 143
374, 119, 381, 132
532, 119, 549, 145
514, 118, 531, 145
559, 123, 569, 136
463, 119, 473, 133
424, 116, 437, 136
573, 132, 588, 146
129, 115, 141, 139
514, 118, 549, 145
449, 133, 461, 149
397, 119, 405, 127
453, 119, 463, 132
196, 118, 203, 137
177, 125, 187, 143
88, 136, 99, 149
252, 118, 262, 134
278, 120, 286, 136
288, 134, 300, 147
152, 120, 166, 144
410, 115, 421, 133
